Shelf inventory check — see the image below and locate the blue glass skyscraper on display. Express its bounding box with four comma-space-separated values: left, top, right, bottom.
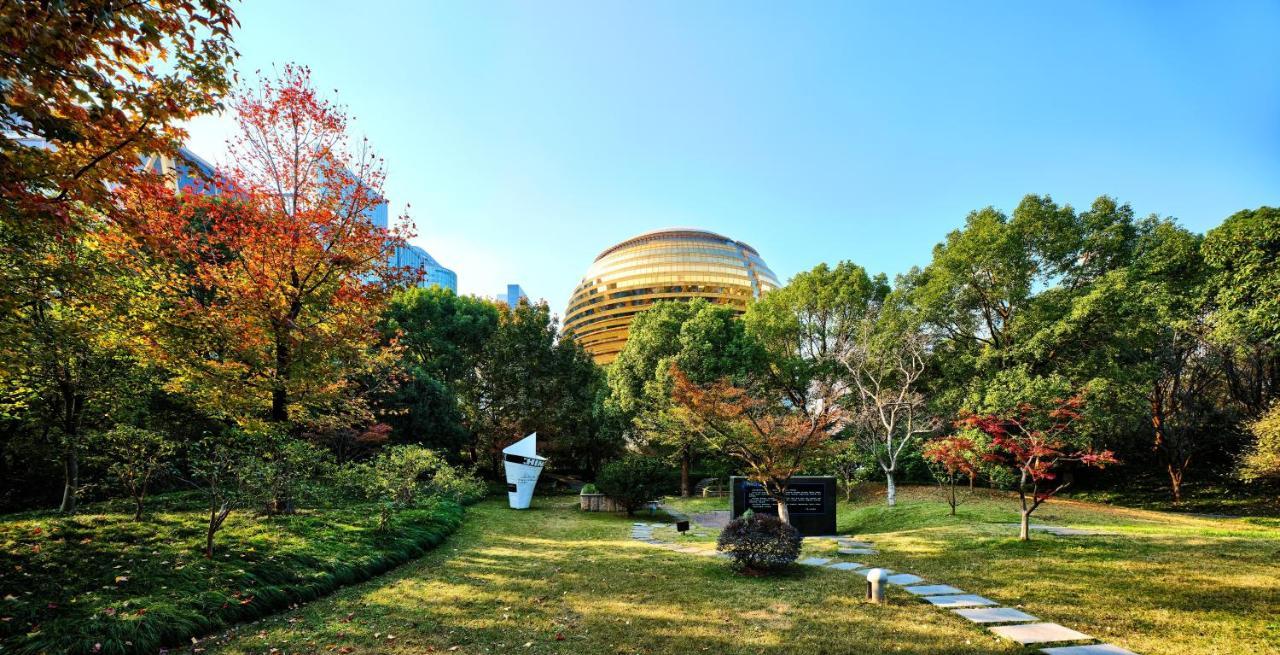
366, 200, 458, 293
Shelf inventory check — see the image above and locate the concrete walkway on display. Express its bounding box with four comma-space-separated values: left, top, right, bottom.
629, 522, 1137, 654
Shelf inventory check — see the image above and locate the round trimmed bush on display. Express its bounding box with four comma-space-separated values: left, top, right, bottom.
594, 455, 670, 515
716, 514, 803, 573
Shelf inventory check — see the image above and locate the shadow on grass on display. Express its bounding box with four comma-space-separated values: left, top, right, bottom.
207, 498, 1017, 655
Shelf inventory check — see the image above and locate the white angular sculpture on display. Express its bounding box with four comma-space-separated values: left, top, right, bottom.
502, 432, 545, 509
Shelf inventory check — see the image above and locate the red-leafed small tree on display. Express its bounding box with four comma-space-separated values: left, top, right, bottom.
670, 366, 844, 525
958, 395, 1117, 540
921, 434, 981, 516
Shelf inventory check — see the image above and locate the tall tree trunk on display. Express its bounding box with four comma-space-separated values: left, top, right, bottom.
1018, 487, 1033, 541
59, 448, 78, 513
271, 333, 289, 423
680, 446, 691, 498
776, 499, 791, 525
1168, 464, 1185, 504
58, 381, 82, 513
885, 469, 897, 507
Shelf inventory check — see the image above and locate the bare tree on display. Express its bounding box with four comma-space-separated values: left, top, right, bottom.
840, 309, 937, 506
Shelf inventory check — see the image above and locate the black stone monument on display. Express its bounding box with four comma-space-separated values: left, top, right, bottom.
729, 476, 837, 536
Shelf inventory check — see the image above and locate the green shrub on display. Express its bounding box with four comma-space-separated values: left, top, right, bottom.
716, 514, 803, 573
579, 483, 599, 494
342, 445, 484, 528
90, 425, 175, 521
595, 455, 670, 515
1241, 404, 1280, 484
429, 463, 488, 505
238, 433, 335, 515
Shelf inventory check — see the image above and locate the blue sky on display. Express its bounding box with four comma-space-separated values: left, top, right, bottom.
184, 1, 1280, 317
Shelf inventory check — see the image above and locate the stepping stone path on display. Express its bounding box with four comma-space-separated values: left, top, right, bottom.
989, 623, 1093, 645
1040, 646, 1138, 655
923, 594, 999, 608
797, 556, 832, 566
626, 516, 1138, 653
905, 584, 965, 596
886, 573, 923, 585
953, 607, 1038, 624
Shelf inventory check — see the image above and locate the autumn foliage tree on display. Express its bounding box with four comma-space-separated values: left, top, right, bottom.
671, 366, 844, 524
114, 65, 408, 430
1, 0, 237, 233
921, 434, 980, 515
958, 395, 1117, 540
1, 0, 237, 512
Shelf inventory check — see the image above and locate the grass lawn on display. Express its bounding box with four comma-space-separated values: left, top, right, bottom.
203, 495, 1019, 655
670, 485, 1280, 655
0, 493, 464, 655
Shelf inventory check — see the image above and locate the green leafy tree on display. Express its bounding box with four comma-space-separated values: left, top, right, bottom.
0, 225, 138, 512
609, 299, 763, 495
94, 425, 176, 520
380, 287, 500, 454
185, 431, 253, 558
745, 262, 889, 400
461, 299, 609, 475
1203, 207, 1280, 417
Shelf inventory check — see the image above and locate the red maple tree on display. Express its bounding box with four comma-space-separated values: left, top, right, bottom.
920, 434, 981, 515
113, 65, 409, 428
958, 395, 1117, 540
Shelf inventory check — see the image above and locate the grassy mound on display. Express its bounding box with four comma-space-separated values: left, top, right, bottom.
0, 493, 464, 655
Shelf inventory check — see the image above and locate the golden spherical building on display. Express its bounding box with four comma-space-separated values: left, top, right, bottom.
563, 228, 781, 365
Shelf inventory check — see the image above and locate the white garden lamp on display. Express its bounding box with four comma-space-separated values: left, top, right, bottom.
502, 432, 546, 509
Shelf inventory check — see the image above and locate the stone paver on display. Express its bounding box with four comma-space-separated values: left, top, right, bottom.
1040, 645, 1137, 655
825, 562, 865, 571
837, 540, 874, 548
854, 567, 892, 576
797, 557, 832, 566
988, 623, 1092, 645
886, 573, 923, 585
952, 607, 1039, 624
923, 594, 998, 608
904, 584, 965, 596
838, 547, 878, 555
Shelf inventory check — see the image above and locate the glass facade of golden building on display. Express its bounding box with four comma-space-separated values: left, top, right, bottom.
563, 228, 781, 365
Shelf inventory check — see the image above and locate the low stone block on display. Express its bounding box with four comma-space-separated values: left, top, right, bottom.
797, 557, 832, 566
837, 540, 874, 548
1039, 646, 1138, 655
952, 607, 1038, 624
922, 594, 997, 608
989, 623, 1092, 645
886, 573, 923, 585
826, 562, 864, 571
904, 584, 964, 596
837, 548, 878, 555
